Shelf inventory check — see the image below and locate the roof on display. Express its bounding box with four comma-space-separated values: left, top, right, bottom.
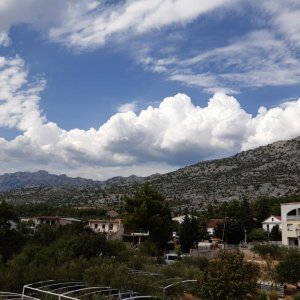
261, 215, 281, 223
172, 214, 197, 224
207, 219, 224, 228
210, 237, 222, 241
38, 216, 59, 220
88, 219, 121, 223
60, 218, 81, 222
106, 209, 119, 217
37, 216, 80, 221
281, 202, 300, 206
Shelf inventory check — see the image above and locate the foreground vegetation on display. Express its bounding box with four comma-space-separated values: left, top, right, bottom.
2, 184, 300, 299
0, 214, 259, 299
1, 202, 300, 300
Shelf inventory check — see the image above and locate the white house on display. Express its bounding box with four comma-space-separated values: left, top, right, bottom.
87, 218, 124, 240
172, 214, 197, 224
20, 216, 81, 227
261, 215, 281, 232
281, 202, 300, 246
172, 215, 189, 224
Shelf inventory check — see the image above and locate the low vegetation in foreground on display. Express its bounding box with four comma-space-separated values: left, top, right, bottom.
2, 184, 300, 299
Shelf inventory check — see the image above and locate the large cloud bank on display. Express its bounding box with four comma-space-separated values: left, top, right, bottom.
0, 0, 235, 49
0, 56, 300, 179
0, 1, 300, 94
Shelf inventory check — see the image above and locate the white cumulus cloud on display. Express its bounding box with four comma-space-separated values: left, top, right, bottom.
0, 0, 235, 51
117, 102, 137, 113
0, 55, 300, 179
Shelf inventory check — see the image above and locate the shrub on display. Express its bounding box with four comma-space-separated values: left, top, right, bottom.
180, 256, 209, 270
248, 228, 268, 242
199, 251, 260, 300
276, 249, 300, 284
267, 290, 278, 300
252, 244, 283, 259
83, 258, 129, 289
255, 291, 268, 300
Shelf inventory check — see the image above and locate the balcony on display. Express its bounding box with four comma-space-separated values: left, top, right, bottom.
286, 208, 300, 221
287, 215, 300, 221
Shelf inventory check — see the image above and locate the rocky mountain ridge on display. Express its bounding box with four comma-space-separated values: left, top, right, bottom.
1, 136, 300, 208
0, 170, 101, 191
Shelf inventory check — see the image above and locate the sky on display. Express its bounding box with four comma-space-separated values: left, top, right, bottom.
0, 0, 300, 180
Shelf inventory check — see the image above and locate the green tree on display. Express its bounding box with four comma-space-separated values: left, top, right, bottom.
254, 198, 271, 223
199, 251, 260, 300
247, 228, 268, 242
276, 250, 300, 284
0, 201, 18, 230
198, 218, 210, 241
124, 183, 172, 251
69, 229, 108, 259
0, 201, 24, 262
179, 214, 194, 252
238, 199, 254, 231
214, 218, 243, 244
271, 225, 282, 241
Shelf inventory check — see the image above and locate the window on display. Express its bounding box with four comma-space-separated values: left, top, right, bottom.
287, 224, 293, 231
102, 224, 106, 230
271, 218, 274, 221
109, 223, 113, 230
287, 209, 297, 220
94, 223, 98, 229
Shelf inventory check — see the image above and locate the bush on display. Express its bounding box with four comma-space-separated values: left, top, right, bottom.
199, 251, 260, 300
276, 249, 300, 284
107, 240, 131, 262
138, 241, 159, 256
248, 228, 268, 242
180, 256, 209, 270
161, 261, 202, 279
83, 258, 129, 289
255, 291, 268, 300
128, 253, 154, 270
252, 244, 283, 259
267, 290, 278, 300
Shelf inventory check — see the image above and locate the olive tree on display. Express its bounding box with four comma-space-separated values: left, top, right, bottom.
199, 251, 260, 300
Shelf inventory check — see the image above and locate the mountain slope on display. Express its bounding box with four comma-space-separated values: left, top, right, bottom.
1, 136, 300, 207
103, 136, 300, 207
156, 137, 300, 205
0, 170, 100, 191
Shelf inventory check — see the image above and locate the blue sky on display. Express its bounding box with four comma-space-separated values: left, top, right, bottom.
0, 0, 300, 180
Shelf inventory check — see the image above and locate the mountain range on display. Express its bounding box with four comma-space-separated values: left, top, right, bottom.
1, 136, 300, 208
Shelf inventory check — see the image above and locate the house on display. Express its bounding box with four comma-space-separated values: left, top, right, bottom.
261, 215, 281, 232
281, 203, 300, 246
20, 216, 81, 227
172, 214, 195, 224
122, 231, 149, 245
87, 218, 124, 240
39, 216, 81, 226
106, 209, 119, 219
207, 219, 223, 236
